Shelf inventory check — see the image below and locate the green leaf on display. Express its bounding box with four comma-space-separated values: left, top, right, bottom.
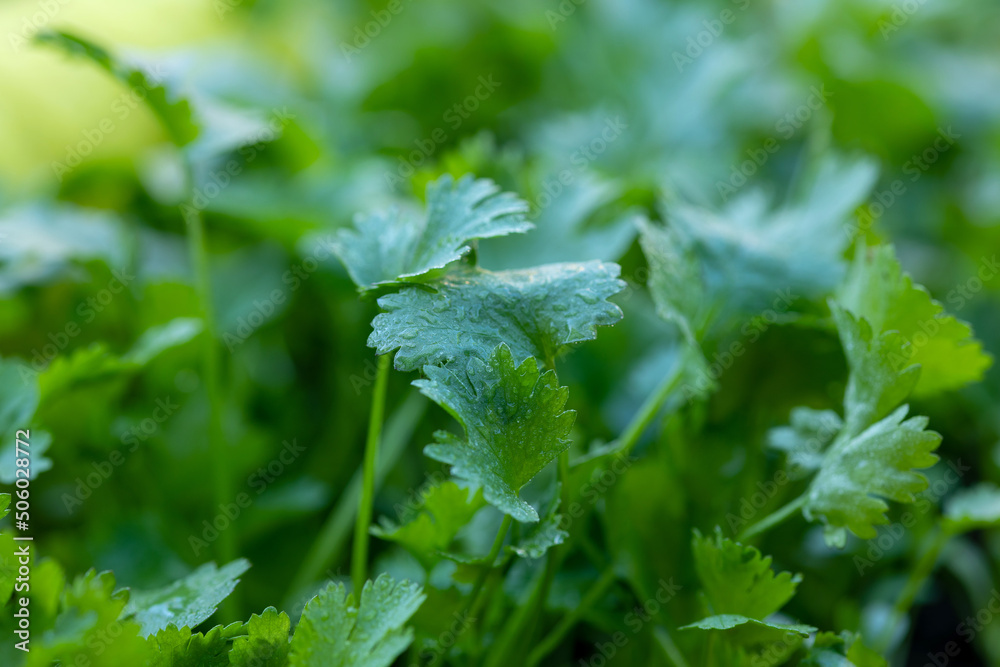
288, 574, 424, 667
124, 559, 250, 637
798, 631, 886, 667
681, 614, 815, 637
641, 155, 876, 341
478, 176, 637, 269
767, 408, 843, 478
228, 607, 291, 667
837, 245, 992, 397
691, 528, 801, 619
508, 500, 567, 559
831, 304, 920, 436
804, 405, 941, 545
415, 344, 575, 522
36, 31, 199, 147
33, 570, 149, 667
371, 481, 485, 571
0, 494, 8, 520
943, 483, 1000, 534
121, 318, 203, 366
332, 174, 531, 290
146, 624, 232, 667
371, 261, 625, 372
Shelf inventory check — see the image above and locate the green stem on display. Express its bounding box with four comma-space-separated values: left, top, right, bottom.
183, 207, 235, 566
876, 526, 951, 652
653, 626, 691, 667
434, 515, 512, 667
739, 493, 807, 541
351, 353, 392, 595
525, 565, 617, 667
612, 353, 687, 458
285, 391, 425, 609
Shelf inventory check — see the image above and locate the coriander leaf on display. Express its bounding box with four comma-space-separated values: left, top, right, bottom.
680, 614, 815, 637
943, 483, 1000, 534
508, 502, 567, 559
371, 481, 485, 571
124, 559, 250, 637
0, 494, 8, 520
831, 303, 920, 436
416, 344, 575, 522
767, 407, 843, 478
370, 261, 625, 372
146, 624, 232, 667
478, 176, 637, 269
36, 31, 198, 147
691, 528, 801, 619
288, 574, 424, 667
332, 174, 531, 290
799, 631, 886, 667
228, 607, 291, 667
804, 405, 941, 546
837, 245, 992, 397
36, 570, 149, 667
642, 155, 876, 340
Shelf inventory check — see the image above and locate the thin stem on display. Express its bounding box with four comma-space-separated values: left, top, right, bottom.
653, 626, 691, 667
285, 391, 425, 609
612, 354, 687, 458
739, 493, 807, 541
468, 515, 513, 606
876, 526, 951, 652
433, 516, 513, 667
183, 207, 235, 566
351, 353, 392, 595
526, 565, 617, 667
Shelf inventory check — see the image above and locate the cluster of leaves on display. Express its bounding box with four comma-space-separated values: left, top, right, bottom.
2, 0, 1000, 665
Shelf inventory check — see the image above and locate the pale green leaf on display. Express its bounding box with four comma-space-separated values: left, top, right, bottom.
228, 607, 291, 667
831, 304, 919, 436
805, 406, 940, 544
692, 528, 801, 619
372, 481, 485, 571
288, 574, 424, 667
36, 31, 198, 147
332, 174, 531, 290
124, 559, 250, 637
944, 483, 1000, 534
370, 261, 625, 372
416, 344, 575, 522
767, 407, 843, 477
837, 245, 991, 397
